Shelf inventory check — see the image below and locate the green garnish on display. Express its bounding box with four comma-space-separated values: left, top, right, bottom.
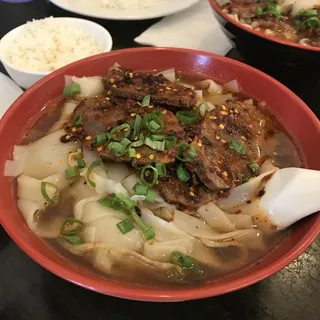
87, 161, 107, 187
72, 115, 83, 127
65, 166, 80, 179
108, 142, 127, 157
148, 135, 177, 148
117, 219, 135, 234
40, 182, 59, 206
99, 197, 112, 207
248, 162, 260, 174
197, 102, 209, 115
128, 148, 136, 158
141, 95, 151, 107
144, 136, 165, 151
75, 153, 86, 168
132, 114, 142, 140
60, 218, 84, 236
146, 190, 156, 202
93, 133, 108, 146
143, 112, 163, 133
177, 143, 196, 162
177, 163, 191, 182
141, 165, 158, 187
110, 124, 131, 141
176, 111, 200, 124
155, 162, 167, 177
132, 133, 145, 147
64, 235, 84, 245
170, 251, 197, 270
133, 183, 148, 196
256, 7, 263, 15
63, 82, 81, 97
228, 139, 246, 155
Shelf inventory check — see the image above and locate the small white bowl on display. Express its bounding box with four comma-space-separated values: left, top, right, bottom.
0, 17, 113, 89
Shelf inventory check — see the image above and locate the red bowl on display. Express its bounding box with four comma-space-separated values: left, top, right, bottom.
208, 0, 320, 68
0, 47, 319, 301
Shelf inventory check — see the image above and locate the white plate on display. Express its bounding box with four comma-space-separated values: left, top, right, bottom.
49, 0, 200, 20
0, 73, 23, 119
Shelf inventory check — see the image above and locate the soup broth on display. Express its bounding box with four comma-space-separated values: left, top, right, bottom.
8, 66, 304, 287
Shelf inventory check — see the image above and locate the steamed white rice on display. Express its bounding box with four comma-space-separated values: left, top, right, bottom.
64, 0, 165, 10
4, 17, 104, 73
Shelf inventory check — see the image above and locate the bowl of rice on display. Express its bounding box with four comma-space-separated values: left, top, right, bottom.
0, 17, 113, 89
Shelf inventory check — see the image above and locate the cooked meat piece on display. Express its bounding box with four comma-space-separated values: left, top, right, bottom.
157, 176, 217, 210
225, 0, 261, 18
65, 97, 186, 165
191, 101, 269, 191
103, 67, 197, 110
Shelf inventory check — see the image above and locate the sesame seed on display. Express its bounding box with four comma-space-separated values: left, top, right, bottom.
197, 140, 202, 147
136, 153, 142, 159
112, 85, 117, 88
221, 105, 227, 110
209, 115, 217, 120
96, 146, 103, 152
219, 124, 225, 129
215, 166, 221, 172
189, 92, 193, 96
166, 87, 172, 90
65, 135, 71, 140
216, 135, 220, 140
234, 108, 239, 113
148, 105, 153, 109
85, 136, 92, 141
107, 90, 112, 95
130, 113, 136, 117
189, 191, 195, 197
162, 109, 167, 114
222, 171, 228, 178
124, 128, 129, 132
71, 127, 77, 133
155, 180, 159, 185
230, 109, 234, 113
109, 78, 114, 83
173, 89, 178, 92
129, 72, 133, 78
159, 88, 164, 92
241, 136, 247, 141
220, 110, 228, 115
105, 97, 110, 101
137, 101, 141, 106
149, 154, 155, 160
221, 139, 227, 144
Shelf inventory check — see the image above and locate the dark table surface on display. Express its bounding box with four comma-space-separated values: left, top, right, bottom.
0, 1, 319, 319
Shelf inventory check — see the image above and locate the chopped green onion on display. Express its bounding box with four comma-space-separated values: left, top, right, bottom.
120, 137, 132, 149
111, 193, 135, 215
93, 133, 108, 146
143, 112, 163, 133
99, 196, 112, 207
145, 136, 165, 151
63, 82, 81, 97
155, 162, 167, 177
146, 190, 156, 202
75, 153, 86, 168
128, 148, 136, 158
41, 182, 59, 206
177, 143, 196, 162
197, 102, 209, 115
133, 183, 148, 196
248, 162, 260, 174
148, 135, 177, 148
132, 114, 142, 140
72, 115, 83, 127
256, 7, 263, 15
108, 142, 126, 157
65, 166, 80, 179
141, 165, 158, 187
176, 111, 200, 125
64, 235, 84, 245
132, 133, 145, 147
87, 161, 107, 187
110, 124, 131, 141
170, 251, 197, 270
228, 139, 246, 155
141, 95, 151, 107
60, 218, 84, 236
131, 209, 155, 240
177, 163, 191, 182
117, 219, 135, 234
267, 2, 281, 18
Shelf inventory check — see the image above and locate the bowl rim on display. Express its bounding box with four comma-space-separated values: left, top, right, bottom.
208, 0, 320, 53
0, 47, 319, 301
0, 17, 113, 76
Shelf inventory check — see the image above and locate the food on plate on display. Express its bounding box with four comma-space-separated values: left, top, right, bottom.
5, 65, 306, 285
218, 0, 320, 47
3, 17, 104, 72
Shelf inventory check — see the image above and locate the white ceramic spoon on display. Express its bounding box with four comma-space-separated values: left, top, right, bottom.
260, 168, 320, 229
219, 167, 320, 230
